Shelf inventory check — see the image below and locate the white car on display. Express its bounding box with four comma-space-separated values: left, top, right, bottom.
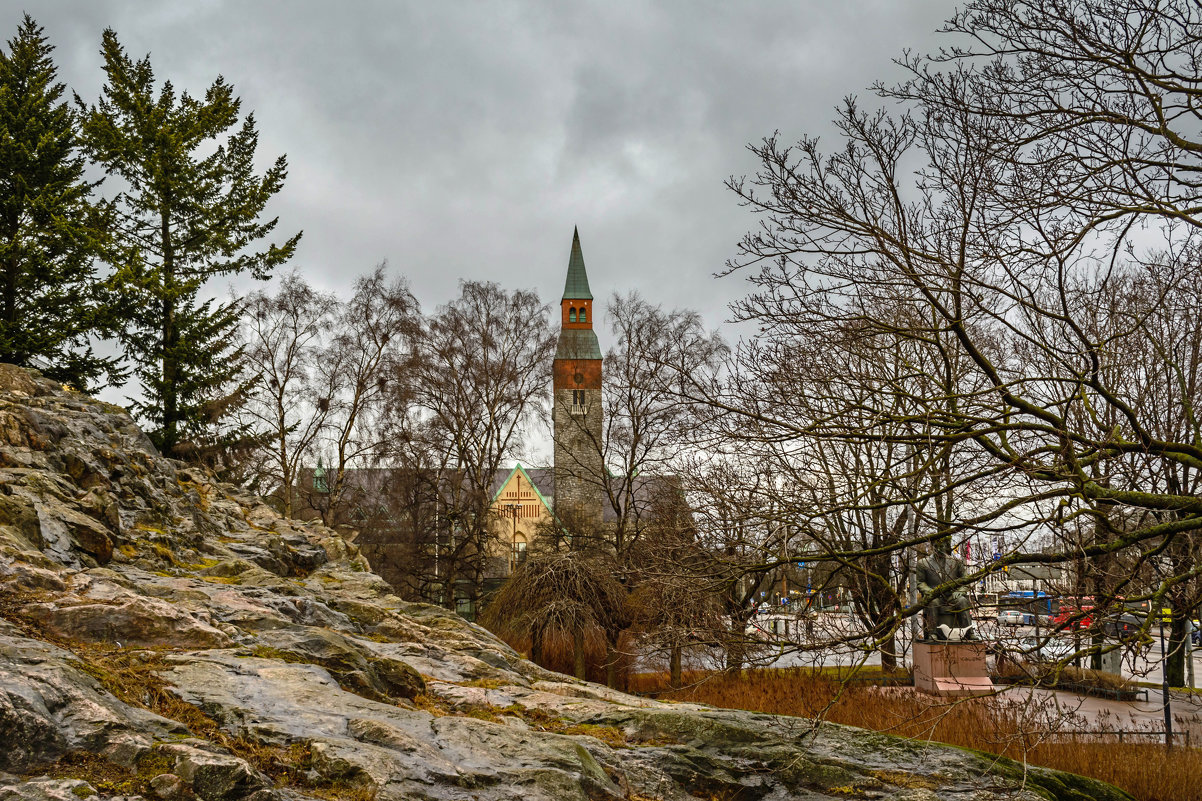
998, 609, 1029, 626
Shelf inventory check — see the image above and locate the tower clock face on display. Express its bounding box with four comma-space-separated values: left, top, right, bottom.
573, 372, 584, 385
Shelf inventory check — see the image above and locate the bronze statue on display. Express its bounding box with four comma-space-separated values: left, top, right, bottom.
915, 538, 977, 641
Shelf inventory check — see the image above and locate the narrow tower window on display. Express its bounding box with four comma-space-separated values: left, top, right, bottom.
569, 307, 577, 322
579, 307, 587, 323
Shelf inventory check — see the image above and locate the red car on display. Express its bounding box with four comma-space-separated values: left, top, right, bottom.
1052, 606, 1094, 630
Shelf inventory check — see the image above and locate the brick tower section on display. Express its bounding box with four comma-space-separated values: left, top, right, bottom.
553, 228, 604, 532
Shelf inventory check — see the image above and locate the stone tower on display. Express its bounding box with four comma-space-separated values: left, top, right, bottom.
552, 227, 604, 531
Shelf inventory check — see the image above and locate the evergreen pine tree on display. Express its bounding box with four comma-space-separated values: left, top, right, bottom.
79, 29, 300, 457
0, 15, 118, 390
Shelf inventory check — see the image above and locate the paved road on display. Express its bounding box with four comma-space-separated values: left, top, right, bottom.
1006, 685, 1202, 730
645, 612, 1202, 742
645, 616, 1202, 742
748, 612, 1202, 688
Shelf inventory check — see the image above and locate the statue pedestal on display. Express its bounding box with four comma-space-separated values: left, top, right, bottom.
912, 641, 992, 697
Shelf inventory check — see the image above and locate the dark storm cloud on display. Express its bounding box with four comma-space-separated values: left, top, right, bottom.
5, 0, 959, 393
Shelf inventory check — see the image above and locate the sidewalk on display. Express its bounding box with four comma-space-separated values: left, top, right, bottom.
998, 684, 1202, 739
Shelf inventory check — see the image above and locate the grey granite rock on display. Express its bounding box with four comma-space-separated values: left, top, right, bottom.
0, 634, 182, 773
0, 778, 98, 801
0, 368, 1132, 801
163, 744, 264, 801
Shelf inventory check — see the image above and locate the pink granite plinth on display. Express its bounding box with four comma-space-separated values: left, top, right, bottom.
912, 640, 993, 697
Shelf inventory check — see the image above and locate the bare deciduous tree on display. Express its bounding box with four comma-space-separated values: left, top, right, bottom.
241, 272, 336, 516
307, 264, 419, 526
662, 0, 1202, 676
403, 281, 555, 608
595, 293, 727, 555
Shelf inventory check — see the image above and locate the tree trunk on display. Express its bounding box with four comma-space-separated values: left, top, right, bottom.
276, 392, 292, 519
160, 210, 178, 455
573, 627, 586, 680
161, 293, 178, 453
1167, 613, 1188, 688
726, 610, 751, 671
604, 642, 617, 689
725, 640, 743, 672
669, 643, 682, 690
440, 563, 456, 611
879, 630, 897, 672
3, 251, 17, 355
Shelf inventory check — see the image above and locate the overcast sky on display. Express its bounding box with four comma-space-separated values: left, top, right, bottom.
7, 1, 960, 454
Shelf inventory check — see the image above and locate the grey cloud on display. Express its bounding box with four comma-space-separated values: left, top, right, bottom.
5, 0, 961, 411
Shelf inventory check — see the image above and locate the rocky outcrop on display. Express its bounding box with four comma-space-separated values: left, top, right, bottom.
0, 365, 1131, 801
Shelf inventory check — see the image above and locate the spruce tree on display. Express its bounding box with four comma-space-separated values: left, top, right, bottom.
0, 15, 117, 390
80, 29, 300, 457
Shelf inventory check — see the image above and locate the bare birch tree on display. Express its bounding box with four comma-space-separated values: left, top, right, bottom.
241, 272, 336, 516
595, 293, 727, 555
307, 264, 419, 526
403, 281, 555, 609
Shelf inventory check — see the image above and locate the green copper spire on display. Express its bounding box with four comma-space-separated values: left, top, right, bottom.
562, 227, 593, 300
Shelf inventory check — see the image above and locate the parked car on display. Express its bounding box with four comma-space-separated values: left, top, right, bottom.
1016, 636, 1074, 663
997, 609, 1029, 626
1101, 613, 1145, 639
1051, 606, 1094, 631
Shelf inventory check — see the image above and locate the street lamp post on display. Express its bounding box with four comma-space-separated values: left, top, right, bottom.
1153, 555, 1175, 749
1160, 612, 1173, 749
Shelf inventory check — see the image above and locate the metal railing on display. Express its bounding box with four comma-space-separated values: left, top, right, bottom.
1035, 729, 1192, 747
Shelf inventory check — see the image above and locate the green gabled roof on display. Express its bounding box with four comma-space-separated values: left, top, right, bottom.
562, 227, 593, 300
491, 462, 554, 515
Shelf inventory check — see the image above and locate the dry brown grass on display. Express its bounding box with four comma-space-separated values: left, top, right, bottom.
495, 628, 636, 688
631, 667, 1201, 801
39, 749, 175, 796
